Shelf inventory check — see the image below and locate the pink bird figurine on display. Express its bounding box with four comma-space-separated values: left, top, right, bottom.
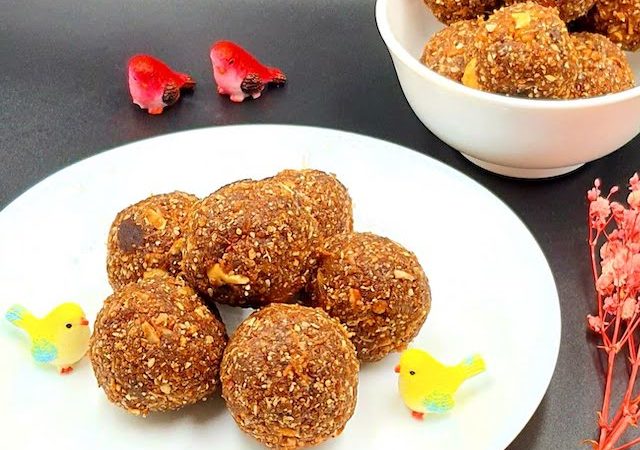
210, 40, 287, 102
127, 54, 195, 115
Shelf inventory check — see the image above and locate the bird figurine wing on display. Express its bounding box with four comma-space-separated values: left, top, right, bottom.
423, 390, 455, 414
31, 338, 58, 364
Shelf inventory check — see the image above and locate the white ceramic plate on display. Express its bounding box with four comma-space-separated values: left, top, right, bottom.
0, 125, 560, 450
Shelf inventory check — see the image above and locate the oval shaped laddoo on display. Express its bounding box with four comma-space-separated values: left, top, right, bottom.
423, 0, 500, 25
587, 0, 640, 51
90, 273, 227, 416
421, 19, 482, 82
466, 2, 579, 98
221, 304, 359, 449
310, 232, 431, 362
503, 0, 596, 22
571, 32, 635, 98
270, 169, 353, 245
182, 180, 317, 307
107, 191, 198, 290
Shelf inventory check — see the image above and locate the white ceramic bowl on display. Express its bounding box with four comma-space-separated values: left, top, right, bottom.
376, 0, 640, 178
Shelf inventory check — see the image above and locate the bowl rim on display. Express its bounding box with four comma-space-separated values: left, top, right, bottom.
375, 0, 640, 110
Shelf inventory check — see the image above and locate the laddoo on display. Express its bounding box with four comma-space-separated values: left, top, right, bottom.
270, 169, 353, 246
465, 2, 579, 98
90, 272, 227, 416
421, 19, 482, 82
571, 32, 635, 97
107, 191, 198, 290
182, 179, 317, 307
503, 0, 596, 22
220, 304, 358, 449
586, 0, 640, 50
423, 0, 500, 25
310, 232, 431, 362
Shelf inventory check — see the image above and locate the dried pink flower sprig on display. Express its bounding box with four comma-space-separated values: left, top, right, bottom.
587, 173, 640, 450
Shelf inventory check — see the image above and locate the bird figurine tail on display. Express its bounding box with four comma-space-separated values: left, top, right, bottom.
268, 67, 287, 85
5, 304, 37, 333
457, 354, 486, 381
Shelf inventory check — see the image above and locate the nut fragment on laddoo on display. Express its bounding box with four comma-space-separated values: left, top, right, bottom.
422, 0, 501, 25
182, 179, 317, 307
310, 232, 431, 362
466, 2, 579, 98
221, 304, 359, 449
421, 19, 482, 82
586, 0, 640, 50
571, 32, 635, 98
107, 191, 198, 290
90, 272, 227, 416
270, 169, 353, 246
503, 0, 596, 22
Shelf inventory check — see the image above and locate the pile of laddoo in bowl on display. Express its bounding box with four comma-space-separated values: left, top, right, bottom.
420, 0, 636, 98
89, 169, 432, 448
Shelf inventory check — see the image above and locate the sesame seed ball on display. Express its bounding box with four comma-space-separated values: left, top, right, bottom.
270, 169, 353, 246
465, 2, 579, 98
421, 19, 483, 82
586, 0, 640, 50
107, 191, 198, 290
571, 32, 635, 97
89, 272, 227, 416
310, 232, 431, 362
221, 304, 359, 449
422, 0, 500, 25
182, 180, 317, 307
503, 0, 596, 22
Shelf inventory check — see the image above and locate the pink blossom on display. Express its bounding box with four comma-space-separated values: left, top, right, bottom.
622, 297, 637, 320
590, 197, 612, 230
587, 314, 604, 333
603, 296, 618, 314
630, 173, 640, 191
588, 187, 599, 202
611, 202, 625, 223
628, 191, 640, 209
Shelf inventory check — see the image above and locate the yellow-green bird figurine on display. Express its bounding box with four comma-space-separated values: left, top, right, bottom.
395, 348, 486, 420
5, 303, 90, 375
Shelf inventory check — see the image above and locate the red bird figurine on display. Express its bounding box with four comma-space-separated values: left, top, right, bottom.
127, 54, 195, 114
210, 41, 286, 102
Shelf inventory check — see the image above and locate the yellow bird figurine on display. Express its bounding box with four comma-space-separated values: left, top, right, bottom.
5, 303, 90, 374
395, 348, 486, 420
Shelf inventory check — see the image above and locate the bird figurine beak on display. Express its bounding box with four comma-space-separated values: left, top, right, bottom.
80, 318, 89, 326
394, 364, 400, 373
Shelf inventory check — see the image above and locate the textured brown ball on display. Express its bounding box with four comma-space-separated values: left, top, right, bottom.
423, 0, 500, 25
90, 273, 227, 416
466, 2, 579, 98
310, 232, 431, 362
572, 32, 635, 97
107, 191, 198, 290
503, 0, 596, 22
221, 304, 358, 449
421, 19, 482, 82
270, 169, 353, 246
182, 180, 317, 307
586, 0, 640, 50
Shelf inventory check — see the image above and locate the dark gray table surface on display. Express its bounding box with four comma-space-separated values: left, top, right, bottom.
2, 0, 637, 448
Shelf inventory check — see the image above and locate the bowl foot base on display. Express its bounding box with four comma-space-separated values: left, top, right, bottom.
461, 153, 585, 179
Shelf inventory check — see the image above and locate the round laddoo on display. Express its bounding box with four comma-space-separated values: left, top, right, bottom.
423, 0, 500, 25
571, 32, 635, 98
310, 232, 431, 362
421, 19, 482, 82
107, 191, 198, 290
182, 180, 317, 307
586, 0, 640, 50
465, 2, 579, 98
503, 0, 596, 22
90, 272, 227, 416
270, 169, 353, 246
220, 304, 358, 449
